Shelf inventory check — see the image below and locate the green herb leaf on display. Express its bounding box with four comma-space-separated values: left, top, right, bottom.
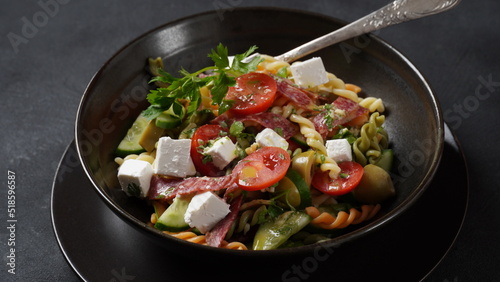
276, 67, 288, 78
142, 104, 165, 120
232, 45, 262, 75
146, 44, 261, 120
208, 43, 231, 69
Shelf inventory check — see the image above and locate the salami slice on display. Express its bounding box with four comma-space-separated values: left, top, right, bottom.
148, 174, 237, 201
276, 79, 317, 109
212, 111, 299, 139
312, 97, 368, 138
205, 194, 243, 247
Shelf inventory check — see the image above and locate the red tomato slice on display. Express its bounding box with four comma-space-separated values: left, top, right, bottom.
190, 124, 226, 177
226, 72, 277, 115
312, 161, 364, 196
232, 147, 290, 191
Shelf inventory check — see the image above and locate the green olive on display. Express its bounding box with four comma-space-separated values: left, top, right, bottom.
291, 150, 316, 186
353, 164, 395, 204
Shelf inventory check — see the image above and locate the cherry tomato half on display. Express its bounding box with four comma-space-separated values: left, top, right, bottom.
226, 72, 277, 115
190, 124, 226, 177
311, 161, 364, 196
232, 146, 290, 191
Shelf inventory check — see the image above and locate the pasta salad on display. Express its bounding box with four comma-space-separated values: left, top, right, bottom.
114, 44, 395, 250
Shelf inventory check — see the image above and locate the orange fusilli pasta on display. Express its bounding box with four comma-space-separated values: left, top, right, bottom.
305, 204, 381, 229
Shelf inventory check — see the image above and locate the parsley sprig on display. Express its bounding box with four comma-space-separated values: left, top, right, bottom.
143, 44, 262, 120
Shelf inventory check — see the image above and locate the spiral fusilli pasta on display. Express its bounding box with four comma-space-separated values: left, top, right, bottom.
352, 112, 388, 166
259, 54, 291, 75
163, 231, 248, 250
114, 150, 156, 166
358, 97, 385, 113
290, 114, 341, 178
270, 103, 303, 119
305, 204, 381, 229
315, 73, 359, 102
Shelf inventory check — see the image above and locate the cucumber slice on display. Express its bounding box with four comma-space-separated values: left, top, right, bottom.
253, 211, 311, 250
274, 170, 311, 209
155, 112, 182, 129
154, 196, 191, 232
155, 101, 186, 129
285, 170, 312, 209
115, 114, 149, 157
375, 149, 393, 172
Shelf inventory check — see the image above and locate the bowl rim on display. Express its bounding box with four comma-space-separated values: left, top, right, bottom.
75, 6, 444, 256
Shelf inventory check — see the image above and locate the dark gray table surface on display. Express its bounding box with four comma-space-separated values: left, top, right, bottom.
1, 0, 499, 281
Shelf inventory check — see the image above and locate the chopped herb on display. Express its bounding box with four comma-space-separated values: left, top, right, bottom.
322, 104, 334, 130
202, 154, 213, 164
267, 202, 285, 219
276, 67, 288, 78
145, 43, 262, 119
339, 173, 349, 179
229, 121, 245, 136
319, 154, 326, 164
332, 127, 357, 144
274, 127, 284, 137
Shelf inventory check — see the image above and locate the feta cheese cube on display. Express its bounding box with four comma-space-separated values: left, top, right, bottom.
203, 136, 237, 170
290, 57, 329, 88
117, 159, 153, 198
184, 191, 230, 233
325, 139, 352, 162
154, 137, 196, 178
255, 128, 288, 150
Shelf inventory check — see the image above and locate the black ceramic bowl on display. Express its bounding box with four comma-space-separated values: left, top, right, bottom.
75, 7, 444, 260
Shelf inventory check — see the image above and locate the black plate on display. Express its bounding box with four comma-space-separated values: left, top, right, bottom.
51, 125, 467, 282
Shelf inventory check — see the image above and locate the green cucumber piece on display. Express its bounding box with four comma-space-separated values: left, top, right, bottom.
115, 114, 149, 157
274, 170, 311, 209
155, 112, 182, 129
155, 101, 186, 129
286, 170, 312, 209
252, 211, 311, 250
375, 149, 393, 172
154, 196, 191, 232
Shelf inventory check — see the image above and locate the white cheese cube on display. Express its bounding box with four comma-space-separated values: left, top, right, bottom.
117, 159, 153, 198
154, 137, 196, 178
203, 136, 237, 170
184, 191, 230, 233
255, 128, 289, 150
325, 139, 352, 162
290, 57, 329, 88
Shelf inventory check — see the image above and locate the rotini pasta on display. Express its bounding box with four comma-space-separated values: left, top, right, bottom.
358, 97, 385, 113
305, 204, 381, 229
317, 73, 359, 102
352, 112, 388, 166
114, 150, 156, 166
290, 114, 341, 178
163, 231, 248, 250
270, 103, 301, 119
259, 54, 292, 75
